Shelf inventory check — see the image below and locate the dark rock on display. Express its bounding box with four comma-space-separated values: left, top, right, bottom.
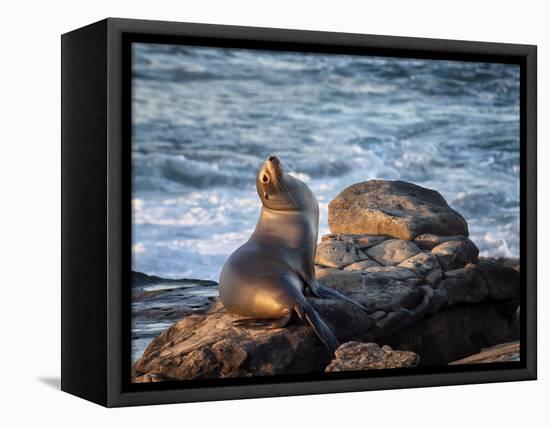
325, 342, 419, 372
477, 259, 521, 300
439, 267, 488, 305
384, 302, 519, 366
364, 265, 418, 281
376, 309, 415, 334
431, 237, 479, 270
328, 180, 469, 240
425, 287, 448, 313
425, 269, 444, 287
366, 239, 421, 266
350, 279, 426, 313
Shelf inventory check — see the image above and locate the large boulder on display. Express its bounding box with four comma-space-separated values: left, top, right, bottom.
328, 180, 468, 240
325, 342, 419, 372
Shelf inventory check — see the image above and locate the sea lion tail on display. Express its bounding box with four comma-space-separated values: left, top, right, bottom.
310, 281, 369, 313
297, 302, 340, 356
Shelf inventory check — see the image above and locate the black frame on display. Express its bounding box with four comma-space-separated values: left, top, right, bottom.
61, 17, 537, 407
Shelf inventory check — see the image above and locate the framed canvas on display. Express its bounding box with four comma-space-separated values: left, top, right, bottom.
61, 18, 537, 407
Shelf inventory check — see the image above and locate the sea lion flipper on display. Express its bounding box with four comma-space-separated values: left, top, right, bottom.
309, 281, 369, 313
301, 302, 340, 356
233, 311, 292, 329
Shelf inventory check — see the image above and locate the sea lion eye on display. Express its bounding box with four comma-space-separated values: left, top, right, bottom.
261, 174, 270, 184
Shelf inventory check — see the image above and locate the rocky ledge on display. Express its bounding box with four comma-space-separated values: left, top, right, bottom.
449, 341, 520, 364
132, 180, 520, 382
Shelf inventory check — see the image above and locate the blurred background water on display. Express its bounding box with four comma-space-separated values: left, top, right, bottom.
132, 43, 520, 281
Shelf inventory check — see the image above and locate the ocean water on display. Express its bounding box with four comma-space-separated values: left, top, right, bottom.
132, 43, 520, 281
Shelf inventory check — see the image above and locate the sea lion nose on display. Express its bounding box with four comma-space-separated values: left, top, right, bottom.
268, 155, 278, 162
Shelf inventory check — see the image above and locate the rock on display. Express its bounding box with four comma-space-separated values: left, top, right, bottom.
328, 180, 468, 240
325, 342, 419, 372
448, 341, 520, 365
315, 240, 367, 268
431, 237, 479, 270
366, 239, 421, 266
414, 234, 461, 250
370, 310, 387, 321
438, 267, 488, 305
322, 233, 390, 250
316, 269, 366, 291
385, 303, 519, 366
314, 265, 326, 275
364, 265, 418, 281
352, 279, 426, 314
376, 309, 416, 334
476, 259, 520, 301
494, 257, 520, 272
425, 287, 448, 313
425, 269, 444, 287
398, 252, 440, 276
132, 300, 374, 382
343, 259, 381, 271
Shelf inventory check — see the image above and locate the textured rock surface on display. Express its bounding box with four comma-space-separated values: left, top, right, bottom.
366, 239, 421, 266
343, 259, 381, 271
322, 233, 390, 249
325, 342, 419, 372
363, 266, 418, 281
328, 180, 469, 240
398, 252, 440, 275
315, 240, 368, 268
432, 237, 479, 270
414, 233, 461, 250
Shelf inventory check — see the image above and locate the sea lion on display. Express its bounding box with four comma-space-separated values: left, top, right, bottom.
219, 155, 367, 355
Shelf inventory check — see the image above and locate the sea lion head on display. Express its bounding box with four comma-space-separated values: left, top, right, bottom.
256, 155, 311, 211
